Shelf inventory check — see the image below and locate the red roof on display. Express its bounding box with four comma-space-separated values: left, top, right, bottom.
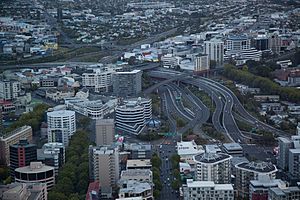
0, 99, 13, 105
85, 181, 100, 200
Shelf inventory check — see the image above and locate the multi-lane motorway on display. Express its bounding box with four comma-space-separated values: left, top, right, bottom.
147, 69, 287, 143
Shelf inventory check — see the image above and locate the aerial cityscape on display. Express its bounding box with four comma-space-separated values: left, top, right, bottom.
0, 0, 300, 199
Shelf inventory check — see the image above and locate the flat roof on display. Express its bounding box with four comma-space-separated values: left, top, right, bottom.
127, 159, 151, 168
15, 162, 54, 174
223, 143, 243, 151
121, 169, 152, 177
47, 110, 75, 117
186, 180, 233, 190
177, 140, 204, 155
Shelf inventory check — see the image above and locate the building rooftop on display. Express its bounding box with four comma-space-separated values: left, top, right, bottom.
121, 169, 152, 178
236, 161, 277, 173
119, 180, 151, 194
186, 179, 233, 190
194, 153, 232, 164
205, 144, 222, 153
0, 126, 31, 140
47, 110, 75, 118
177, 140, 205, 156
223, 143, 243, 151
116, 70, 141, 74
125, 143, 152, 151
269, 186, 300, 196
127, 159, 152, 168
15, 162, 54, 174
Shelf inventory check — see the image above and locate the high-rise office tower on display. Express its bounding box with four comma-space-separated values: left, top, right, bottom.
113, 70, 142, 97
95, 119, 115, 146
204, 38, 224, 67
9, 139, 37, 178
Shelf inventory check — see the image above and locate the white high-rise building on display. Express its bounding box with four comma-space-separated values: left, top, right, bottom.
235, 161, 277, 199
193, 153, 232, 184
47, 110, 76, 146
88, 145, 119, 188
204, 39, 224, 67
0, 80, 21, 100
183, 179, 234, 200
82, 66, 117, 93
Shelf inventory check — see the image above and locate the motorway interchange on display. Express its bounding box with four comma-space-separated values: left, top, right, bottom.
146, 68, 288, 144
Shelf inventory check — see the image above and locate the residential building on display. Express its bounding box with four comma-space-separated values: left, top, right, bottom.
15, 162, 55, 191
225, 35, 251, 55
115, 98, 152, 135
47, 110, 76, 146
126, 159, 152, 170
268, 185, 300, 200
118, 180, 153, 200
120, 169, 152, 183
194, 153, 232, 184
65, 98, 117, 119
0, 80, 21, 100
269, 32, 281, 54
0, 182, 47, 200
125, 143, 152, 159
288, 149, 300, 180
183, 179, 234, 200
161, 54, 181, 68
235, 161, 277, 199
95, 119, 115, 146
204, 39, 224, 66
249, 175, 286, 200
194, 54, 209, 72
37, 142, 65, 176
222, 143, 243, 156
45, 88, 74, 102
0, 126, 33, 166
9, 139, 37, 178
113, 70, 142, 97
177, 140, 205, 164
89, 145, 119, 188
82, 66, 116, 93
278, 137, 292, 171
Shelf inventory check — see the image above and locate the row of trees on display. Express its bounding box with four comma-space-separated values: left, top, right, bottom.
48, 130, 90, 200
5, 103, 49, 133
151, 153, 162, 199
170, 154, 181, 190
223, 65, 300, 103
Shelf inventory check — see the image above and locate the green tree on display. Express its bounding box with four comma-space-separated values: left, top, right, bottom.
48, 192, 68, 200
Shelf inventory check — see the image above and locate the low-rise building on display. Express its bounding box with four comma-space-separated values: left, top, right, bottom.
249, 175, 286, 200
65, 98, 117, 119
45, 88, 74, 102
177, 140, 205, 163
0, 182, 48, 200
118, 180, 153, 200
126, 159, 152, 170
268, 185, 300, 200
183, 179, 234, 200
125, 143, 152, 159
222, 143, 243, 156
120, 169, 152, 183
